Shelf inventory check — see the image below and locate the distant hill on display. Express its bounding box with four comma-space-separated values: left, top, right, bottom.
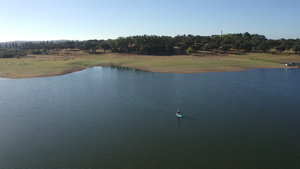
0, 40, 71, 45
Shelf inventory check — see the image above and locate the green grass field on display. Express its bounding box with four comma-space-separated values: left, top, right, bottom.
0, 53, 299, 79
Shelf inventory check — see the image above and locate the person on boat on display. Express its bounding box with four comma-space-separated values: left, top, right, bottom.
176, 109, 180, 115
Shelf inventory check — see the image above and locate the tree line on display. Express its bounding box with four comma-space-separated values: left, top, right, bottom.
1, 32, 300, 58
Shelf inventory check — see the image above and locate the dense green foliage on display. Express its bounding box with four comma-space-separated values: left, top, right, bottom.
1, 32, 300, 57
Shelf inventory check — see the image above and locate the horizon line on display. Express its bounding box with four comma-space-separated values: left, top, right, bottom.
1, 34, 299, 43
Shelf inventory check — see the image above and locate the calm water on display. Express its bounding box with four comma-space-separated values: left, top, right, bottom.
0, 67, 299, 168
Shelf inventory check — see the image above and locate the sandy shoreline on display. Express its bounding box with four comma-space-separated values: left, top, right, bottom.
1, 64, 297, 80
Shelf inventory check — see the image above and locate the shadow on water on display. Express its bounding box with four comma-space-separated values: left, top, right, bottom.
181, 116, 196, 120
177, 115, 196, 127
177, 115, 196, 126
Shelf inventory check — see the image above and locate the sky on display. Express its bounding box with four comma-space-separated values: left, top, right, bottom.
0, 0, 299, 42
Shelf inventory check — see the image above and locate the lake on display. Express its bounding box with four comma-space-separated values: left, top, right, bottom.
0, 67, 299, 168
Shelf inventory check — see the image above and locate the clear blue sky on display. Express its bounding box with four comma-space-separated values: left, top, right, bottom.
0, 0, 299, 42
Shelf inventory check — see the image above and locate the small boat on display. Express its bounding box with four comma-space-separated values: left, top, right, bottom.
176, 113, 182, 118
176, 109, 182, 118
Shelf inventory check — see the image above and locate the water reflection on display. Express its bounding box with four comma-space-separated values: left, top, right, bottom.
115, 66, 146, 72
182, 116, 195, 120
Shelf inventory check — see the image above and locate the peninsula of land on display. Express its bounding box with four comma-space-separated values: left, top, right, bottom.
0, 52, 299, 79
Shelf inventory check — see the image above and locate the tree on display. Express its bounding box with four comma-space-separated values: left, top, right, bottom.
108, 40, 118, 52
258, 42, 270, 52
80, 40, 99, 53
251, 34, 266, 41
204, 42, 219, 51
243, 32, 252, 40
221, 38, 233, 46
82, 42, 93, 52
280, 39, 294, 51
190, 44, 202, 51
186, 47, 194, 55
251, 39, 262, 50
276, 46, 286, 53
165, 43, 174, 54
267, 40, 281, 48
221, 45, 231, 52
234, 40, 252, 52
242, 42, 253, 52
293, 43, 300, 53
100, 43, 111, 52
113, 37, 133, 53
175, 35, 194, 52
201, 36, 212, 44
65, 41, 75, 49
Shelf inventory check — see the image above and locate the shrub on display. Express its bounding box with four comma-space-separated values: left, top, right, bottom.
186, 47, 194, 55
2, 53, 14, 58
31, 50, 42, 54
